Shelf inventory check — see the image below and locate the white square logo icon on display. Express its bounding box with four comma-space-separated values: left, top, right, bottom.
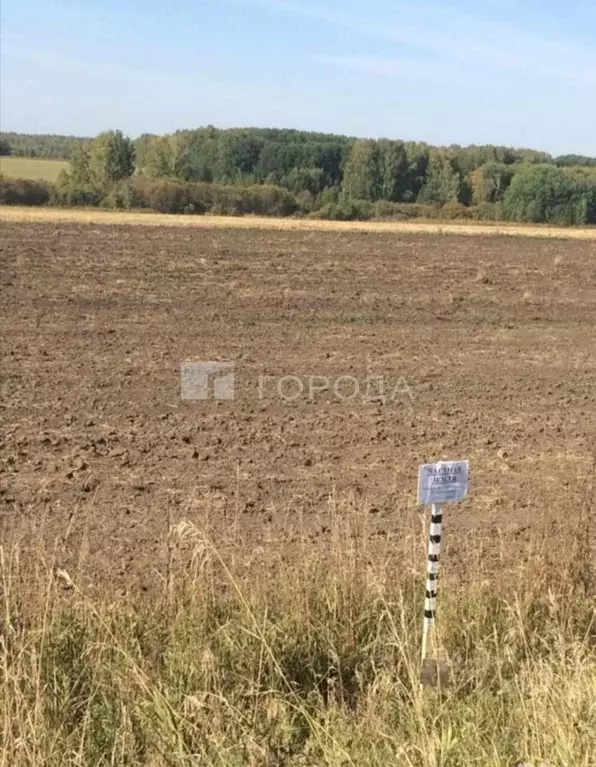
181, 361, 235, 401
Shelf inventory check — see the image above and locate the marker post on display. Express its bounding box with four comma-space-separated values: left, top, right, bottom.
417, 460, 469, 687
421, 502, 443, 662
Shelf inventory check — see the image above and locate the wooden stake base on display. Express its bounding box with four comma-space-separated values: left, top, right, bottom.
420, 657, 452, 688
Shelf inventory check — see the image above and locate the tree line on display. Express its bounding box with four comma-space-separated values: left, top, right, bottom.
0, 133, 90, 159
1, 128, 595, 224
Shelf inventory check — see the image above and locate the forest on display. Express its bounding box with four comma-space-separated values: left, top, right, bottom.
1, 128, 595, 224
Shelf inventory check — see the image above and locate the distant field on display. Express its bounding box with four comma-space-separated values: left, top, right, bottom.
0, 156, 68, 182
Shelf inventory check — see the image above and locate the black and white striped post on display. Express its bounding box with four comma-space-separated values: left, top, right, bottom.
421, 502, 443, 662
418, 460, 469, 687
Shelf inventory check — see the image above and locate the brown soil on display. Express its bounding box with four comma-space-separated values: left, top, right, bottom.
1, 222, 595, 592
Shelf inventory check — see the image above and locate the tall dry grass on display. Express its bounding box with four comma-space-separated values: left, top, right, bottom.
1, 512, 594, 767
2, 205, 596, 239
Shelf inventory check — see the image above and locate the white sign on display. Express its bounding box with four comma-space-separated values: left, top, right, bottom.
418, 460, 469, 505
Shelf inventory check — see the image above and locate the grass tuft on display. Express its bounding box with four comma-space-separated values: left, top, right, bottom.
1, 521, 594, 766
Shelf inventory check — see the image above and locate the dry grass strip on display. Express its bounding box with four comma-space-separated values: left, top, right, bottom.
2, 205, 596, 239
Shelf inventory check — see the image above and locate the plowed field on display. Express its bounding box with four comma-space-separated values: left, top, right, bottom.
1, 221, 595, 592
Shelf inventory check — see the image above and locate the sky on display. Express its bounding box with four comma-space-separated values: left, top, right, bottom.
1, 0, 595, 155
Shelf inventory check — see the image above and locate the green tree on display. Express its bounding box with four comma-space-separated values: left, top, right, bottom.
88, 130, 135, 189
143, 136, 175, 178
469, 162, 516, 204
216, 132, 262, 181
69, 143, 92, 185
133, 134, 158, 170
377, 140, 409, 201
402, 143, 430, 201
342, 140, 383, 201
282, 167, 326, 196
186, 134, 218, 182
503, 164, 592, 224
555, 154, 596, 168
417, 153, 460, 204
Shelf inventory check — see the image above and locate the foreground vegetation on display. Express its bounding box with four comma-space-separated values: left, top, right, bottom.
1, 128, 596, 225
1, 517, 594, 767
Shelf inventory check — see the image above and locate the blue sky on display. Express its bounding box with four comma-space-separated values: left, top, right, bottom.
1, 0, 595, 154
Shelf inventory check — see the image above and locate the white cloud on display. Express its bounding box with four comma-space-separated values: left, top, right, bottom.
229, 0, 596, 89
